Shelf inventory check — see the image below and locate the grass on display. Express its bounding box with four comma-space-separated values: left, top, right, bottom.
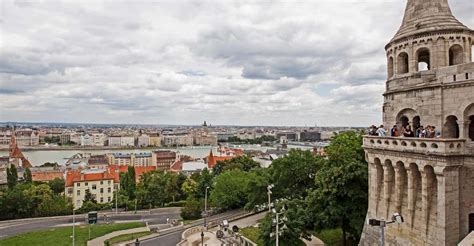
240, 227, 264, 245
104, 231, 152, 245
311, 228, 356, 246
0, 222, 144, 246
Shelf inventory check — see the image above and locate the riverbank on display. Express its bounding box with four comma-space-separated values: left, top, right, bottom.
0, 145, 213, 152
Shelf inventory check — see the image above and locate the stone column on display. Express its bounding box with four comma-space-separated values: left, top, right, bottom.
394, 164, 406, 213
436, 166, 460, 245
409, 46, 417, 73
457, 120, 470, 140
407, 165, 420, 228
383, 163, 395, 219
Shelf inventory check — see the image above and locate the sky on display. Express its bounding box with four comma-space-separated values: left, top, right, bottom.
0, 0, 473, 127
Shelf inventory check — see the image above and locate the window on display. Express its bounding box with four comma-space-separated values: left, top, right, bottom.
85, 182, 88, 186
100, 181, 103, 185
76, 183, 80, 187
397, 52, 409, 74
388, 56, 394, 78
108, 187, 112, 193
108, 197, 111, 202
449, 44, 464, 66
108, 180, 111, 184
68, 188, 73, 194
77, 190, 80, 196
92, 184, 97, 190
100, 188, 104, 194
444, 115, 460, 138
100, 197, 103, 203
416, 48, 430, 71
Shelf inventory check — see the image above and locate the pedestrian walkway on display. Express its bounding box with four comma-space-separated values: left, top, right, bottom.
303, 235, 325, 246
87, 226, 150, 246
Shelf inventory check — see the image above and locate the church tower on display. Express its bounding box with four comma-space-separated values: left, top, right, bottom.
360, 0, 474, 245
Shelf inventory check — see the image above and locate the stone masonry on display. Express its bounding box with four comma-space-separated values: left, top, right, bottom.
360, 0, 474, 245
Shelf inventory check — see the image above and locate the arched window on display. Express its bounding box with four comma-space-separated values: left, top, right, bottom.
413, 116, 421, 129
444, 115, 459, 138
469, 213, 474, 232
388, 57, 394, 78
397, 52, 409, 74
449, 44, 464, 66
416, 48, 430, 71
469, 115, 474, 141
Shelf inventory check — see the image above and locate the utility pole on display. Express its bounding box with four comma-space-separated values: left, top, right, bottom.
275, 211, 279, 246
267, 184, 273, 212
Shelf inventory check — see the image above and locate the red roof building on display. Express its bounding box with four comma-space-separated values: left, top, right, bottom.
206, 150, 234, 169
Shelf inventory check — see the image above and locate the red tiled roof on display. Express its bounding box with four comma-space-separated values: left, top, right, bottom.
65, 169, 119, 187
108, 165, 157, 182
170, 160, 183, 172
32, 171, 63, 182
207, 150, 234, 169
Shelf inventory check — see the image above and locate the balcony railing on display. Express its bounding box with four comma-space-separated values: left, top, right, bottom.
363, 136, 467, 156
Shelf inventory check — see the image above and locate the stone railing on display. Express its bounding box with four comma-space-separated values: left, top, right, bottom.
363, 136, 466, 156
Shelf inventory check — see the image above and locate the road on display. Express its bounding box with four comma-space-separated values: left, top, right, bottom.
138, 209, 246, 246
0, 207, 181, 239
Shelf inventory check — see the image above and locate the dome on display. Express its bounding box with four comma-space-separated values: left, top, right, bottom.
389, 0, 472, 44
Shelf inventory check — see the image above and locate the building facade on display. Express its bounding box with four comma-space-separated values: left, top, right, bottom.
152, 150, 176, 171
360, 0, 474, 245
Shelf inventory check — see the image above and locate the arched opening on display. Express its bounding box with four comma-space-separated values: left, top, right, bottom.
409, 163, 422, 228
416, 48, 430, 71
388, 57, 394, 78
469, 115, 474, 141
449, 44, 464, 66
395, 162, 408, 215
444, 115, 459, 138
469, 213, 474, 232
397, 108, 418, 134
397, 52, 409, 74
374, 158, 384, 216
384, 159, 395, 218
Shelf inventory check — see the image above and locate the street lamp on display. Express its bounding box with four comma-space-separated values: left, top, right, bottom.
267, 184, 274, 212
368, 213, 404, 246
72, 208, 76, 246
270, 207, 287, 246
204, 186, 209, 228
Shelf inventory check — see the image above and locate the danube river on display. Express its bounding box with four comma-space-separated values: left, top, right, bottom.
0, 144, 299, 166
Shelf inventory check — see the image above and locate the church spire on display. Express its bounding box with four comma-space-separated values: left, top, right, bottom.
390, 0, 470, 43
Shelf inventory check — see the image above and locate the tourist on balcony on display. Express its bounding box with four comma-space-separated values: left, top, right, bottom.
377, 125, 387, 137
390, 125, 399, 137
402, 125, 414, 137
368, 125, 377, 136
415, 126, 424, 138
426, 126, 436, 138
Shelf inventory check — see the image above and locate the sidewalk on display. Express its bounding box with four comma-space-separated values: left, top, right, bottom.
87, 226, 150, 246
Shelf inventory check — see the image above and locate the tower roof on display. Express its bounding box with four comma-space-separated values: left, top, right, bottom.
390, 0, 471, 43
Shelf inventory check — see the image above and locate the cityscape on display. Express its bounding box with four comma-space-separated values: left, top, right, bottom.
0, 0, 474, 246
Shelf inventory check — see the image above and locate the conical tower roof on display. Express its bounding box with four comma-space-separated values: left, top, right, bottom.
390, 0, 471, 43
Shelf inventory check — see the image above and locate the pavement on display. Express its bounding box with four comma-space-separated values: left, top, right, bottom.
0, 207, 181, 239
87, 226, 150, 246
135, 209, 248, 246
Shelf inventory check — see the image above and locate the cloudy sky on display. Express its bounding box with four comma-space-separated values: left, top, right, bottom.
0, 0, 473, 126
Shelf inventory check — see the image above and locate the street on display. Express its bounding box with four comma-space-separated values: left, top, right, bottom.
0, 207, 181, 239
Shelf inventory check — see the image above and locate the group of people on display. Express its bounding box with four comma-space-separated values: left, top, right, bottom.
368, 124, 438, 138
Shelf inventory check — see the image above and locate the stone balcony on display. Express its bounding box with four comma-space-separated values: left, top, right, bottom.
363, 136, 468, 156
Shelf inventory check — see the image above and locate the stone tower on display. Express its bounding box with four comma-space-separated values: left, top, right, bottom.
360, 0, 474, 245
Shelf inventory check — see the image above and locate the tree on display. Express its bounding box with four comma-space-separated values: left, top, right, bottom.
48, 178, 65, 194
306, 131, 367, 245
196, 168, 213, 199
210, 169, 252, 210
7, 166, 18, 189
181, 178, 198, 198
245, 168, 271, 210
84, 189, 96, 203
212, 155, 260, 176
270, 149, 321, 200
23, 168, 32, 184
181, 198, 202, 220
259, 200, 310, 246
120, 166, 137, 200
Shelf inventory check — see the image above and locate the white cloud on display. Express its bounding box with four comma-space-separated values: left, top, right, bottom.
0, 0, 472, 126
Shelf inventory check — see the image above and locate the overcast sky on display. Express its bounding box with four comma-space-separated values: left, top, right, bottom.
0, 0, 473, 127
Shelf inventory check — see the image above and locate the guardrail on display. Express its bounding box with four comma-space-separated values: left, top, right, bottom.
363, 136, 466, 156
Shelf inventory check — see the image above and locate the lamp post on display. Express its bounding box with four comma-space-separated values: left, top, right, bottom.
267, 184, 274, 212
72, 208, 76, 246
271, 207, 287, 246
204, 186, 209, 228
368, 213, 404, 246
201, 231, 204, 246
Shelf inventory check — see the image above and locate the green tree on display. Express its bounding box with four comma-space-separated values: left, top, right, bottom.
180, 198, 203, 220
7, 165, 18, 189
306, 131, 367, 245
181, 178, 198, 198
196, 168, 213, 199
210, 169, 252, 210
84, 189, 96, 203
245, 168, 271, 210
120, 166, 137, 200
48, 178, 65, 194
270, 149, 321, 200
212, 155, 260, 176
23, 168, 32, 184
259, 200, 309, 246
